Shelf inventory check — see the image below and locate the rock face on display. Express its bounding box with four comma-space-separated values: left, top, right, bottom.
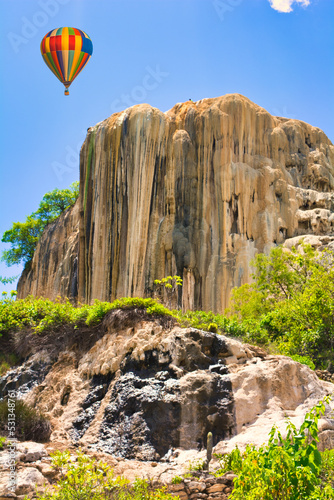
17, 202, 79, 301
1, 311, 333, 464
17, 94, 334, 311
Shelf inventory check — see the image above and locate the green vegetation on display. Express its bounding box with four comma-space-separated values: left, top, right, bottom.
31, 450, 178, 500
0, 275, 18, 285
154, 275, 183, 290
154, 275, 183, 309
0, 296, 174, 337
228, 243, 334, 369
1, 241, 333, 369
1, 182, 79, 268
171, 476, 184, 484
0, 399, 51, 442
215, 397, 334, 499
0, 436, 6, 449
187, 458, 207, 472
0, 352, 19, 375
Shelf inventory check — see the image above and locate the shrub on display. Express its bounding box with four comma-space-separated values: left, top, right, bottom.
208, 323, 218, 333
215, 397, 334, 499
288, 354, 315, 370
226, 244, 334, 368
0, 296, 174, 336
31, 450, 178, 500
0, 399, 51, 442
171, 476, 183, 484
187, 459, 206, 472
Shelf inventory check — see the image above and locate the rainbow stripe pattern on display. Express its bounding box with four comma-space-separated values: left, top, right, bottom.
40, 27, 93, 95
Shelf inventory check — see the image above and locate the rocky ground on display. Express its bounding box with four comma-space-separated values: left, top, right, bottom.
0, 440, 236, 499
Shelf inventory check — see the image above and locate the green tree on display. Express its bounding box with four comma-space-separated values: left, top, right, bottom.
0, 276, 18, 285
1, 182, 79, 269
228, 243, 334, 367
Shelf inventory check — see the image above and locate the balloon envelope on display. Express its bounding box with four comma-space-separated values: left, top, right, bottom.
40, 27, 93, 95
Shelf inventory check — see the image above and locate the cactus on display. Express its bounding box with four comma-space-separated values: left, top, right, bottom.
206, 431, 213, 470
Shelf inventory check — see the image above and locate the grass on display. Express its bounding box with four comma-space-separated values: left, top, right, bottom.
0, 399, 51, 442
0, 353, 19, 375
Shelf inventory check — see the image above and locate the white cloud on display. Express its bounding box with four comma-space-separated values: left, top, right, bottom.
268, 0, 311, 13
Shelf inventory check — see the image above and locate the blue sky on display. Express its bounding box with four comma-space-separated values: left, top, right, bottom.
0, 0, 333, 293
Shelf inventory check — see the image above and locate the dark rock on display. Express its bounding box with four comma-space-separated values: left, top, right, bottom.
99, 372, 181, 460
0, 358, 51, 399
71, 373, 113, 440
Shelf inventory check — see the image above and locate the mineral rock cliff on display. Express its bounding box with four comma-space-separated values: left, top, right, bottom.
1, 311, 334, 460
17, 94, 334, 311
18, 202, 79, 301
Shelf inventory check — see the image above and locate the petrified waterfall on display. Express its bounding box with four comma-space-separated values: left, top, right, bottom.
18, 94, 334, 311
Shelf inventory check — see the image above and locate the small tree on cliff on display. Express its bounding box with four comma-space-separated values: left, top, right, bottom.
1, 182, 79, 269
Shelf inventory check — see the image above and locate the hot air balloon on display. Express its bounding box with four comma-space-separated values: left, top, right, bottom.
40, 27, 93, 96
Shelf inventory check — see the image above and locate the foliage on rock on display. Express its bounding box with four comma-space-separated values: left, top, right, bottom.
228, 243, 334, 369
30, 450, 178, 500
0, 296, 174, 337
215, 397, 334, 499
1, 182, 79, 268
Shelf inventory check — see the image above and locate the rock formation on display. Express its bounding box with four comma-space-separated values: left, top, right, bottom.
17, 201, 79, 301
17, 94, 334, 311
1, 310, 334, 465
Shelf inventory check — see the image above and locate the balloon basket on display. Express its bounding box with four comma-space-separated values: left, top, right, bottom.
64, 89, 69, 96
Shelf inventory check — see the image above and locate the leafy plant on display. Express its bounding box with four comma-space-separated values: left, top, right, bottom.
227, 244, 334, 367
0, 295, 175, 337
288, 354, 315, 370
0, 436, 6, 449
215, 397, 334, 499
171, 476, 183, 484
0, 276, 18, 285
154, 275, 183, 309
215, 447, 243, 476
31, 450, 178, 500
187, 458, 206, 472
1, 182, 79, 268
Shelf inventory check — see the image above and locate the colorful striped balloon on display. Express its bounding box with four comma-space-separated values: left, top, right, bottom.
40, 27, 93, 96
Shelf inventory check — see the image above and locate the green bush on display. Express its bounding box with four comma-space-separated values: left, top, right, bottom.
288, 354, 316, 370
31, 450, 178, 500
227, 244, 334, 368
187, 459, 206, 472
171, 476, 183, 484
208, 322, 218, 333
215, 397, 334, 499
0, 296, 174, 336
0, 399, 51, 442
